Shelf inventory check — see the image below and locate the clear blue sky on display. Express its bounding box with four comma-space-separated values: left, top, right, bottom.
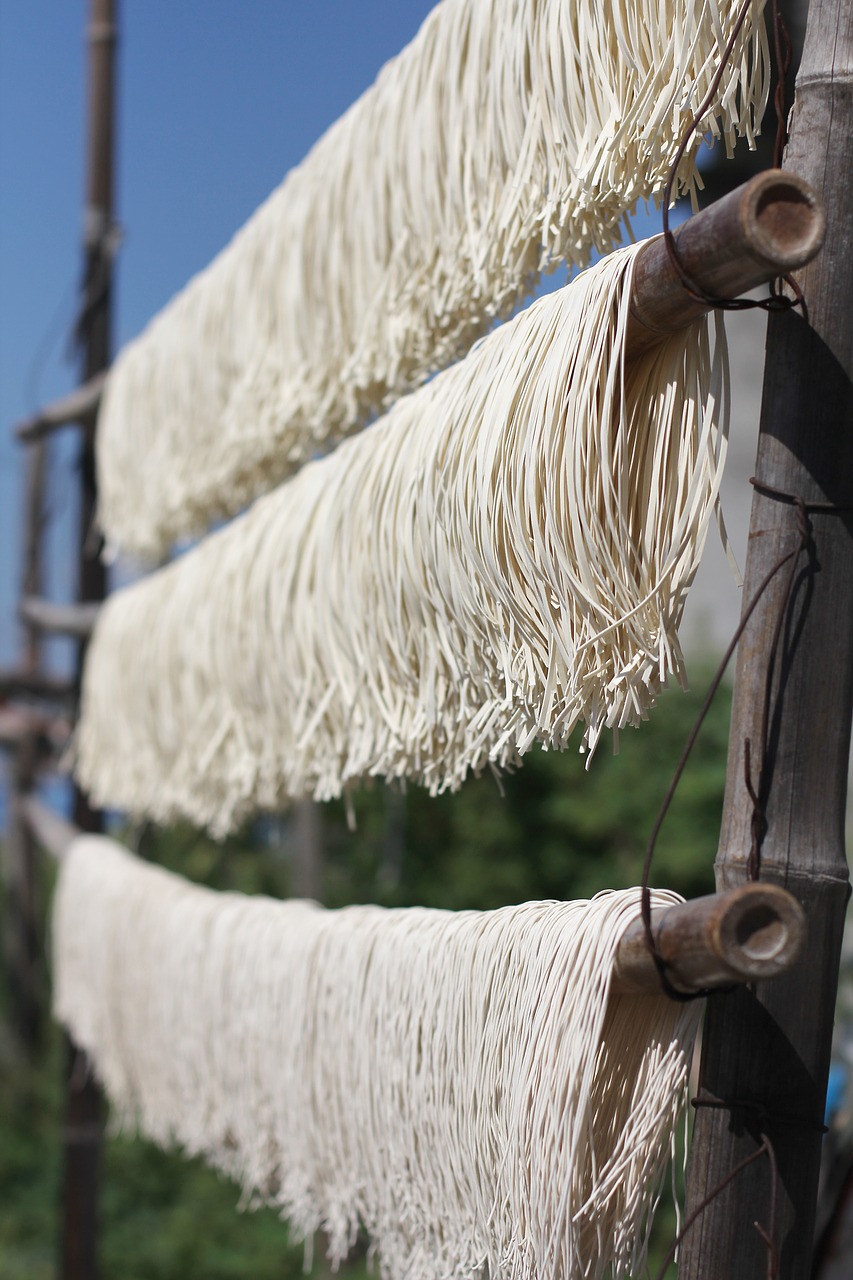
0, 0, 673, 671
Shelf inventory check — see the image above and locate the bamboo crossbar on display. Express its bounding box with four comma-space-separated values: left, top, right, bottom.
0, 667, 76, 701
612, 883, 806, 996
19, 597, 101, 639
626, 169, 826, 356
0, 707, 50, 749
14, 371, 106, 443
0, 706, 70, 749
22, 796, 78, 860
25, 790, 805, 998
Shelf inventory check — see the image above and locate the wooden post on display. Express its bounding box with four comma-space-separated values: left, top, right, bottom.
0, 668, 75, 701
22, 796, 78, 859
680, 2, 853, 1277
59, 3, 117, 1278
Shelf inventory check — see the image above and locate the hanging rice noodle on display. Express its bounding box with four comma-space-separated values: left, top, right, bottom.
96, 0, 766, 558
76, 241, 730, 834
53, 834, 702, 1280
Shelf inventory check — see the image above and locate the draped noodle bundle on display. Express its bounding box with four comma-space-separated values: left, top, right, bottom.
97, 0, 766, 558
53, 835, 702, 1279
76, 241, 730, 835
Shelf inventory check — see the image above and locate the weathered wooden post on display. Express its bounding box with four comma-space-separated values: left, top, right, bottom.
680, 1, 853, 1276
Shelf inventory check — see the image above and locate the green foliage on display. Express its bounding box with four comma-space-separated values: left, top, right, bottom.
1, 669, 730, 1277
0, 1032, 60, 1280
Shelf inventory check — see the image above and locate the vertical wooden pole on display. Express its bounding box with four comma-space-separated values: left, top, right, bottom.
60, 3, 116, 1278
680, 2, 853, 1277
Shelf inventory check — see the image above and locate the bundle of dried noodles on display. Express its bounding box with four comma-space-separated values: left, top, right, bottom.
96, 0, 764, 557
54, 834, 702, 1279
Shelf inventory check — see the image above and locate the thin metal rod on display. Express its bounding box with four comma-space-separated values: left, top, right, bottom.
14, 372, 106, 443
626, 169, 825, 357
612, 883, 805, 996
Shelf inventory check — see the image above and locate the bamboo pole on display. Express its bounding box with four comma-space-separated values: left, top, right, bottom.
680, 2, 853, 1276
0, 709, 47, 747
291, 798, 325, 901
22, 796, 78, 861
626, 169, 825, 356
0, 668, 76, 701
59, 3, 117, 1278
612, 884, 805, 996
0, 707, 69, 751
8, 171, 825, 472
1, 736, 42, 1052
20, 441, 47, 667
19, 597, 100, 639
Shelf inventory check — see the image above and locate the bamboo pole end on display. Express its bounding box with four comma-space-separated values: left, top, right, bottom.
627, 170, 826, 356
613, 883, 807, 996
739, 169, 827, 273
711, 881, 806, 980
